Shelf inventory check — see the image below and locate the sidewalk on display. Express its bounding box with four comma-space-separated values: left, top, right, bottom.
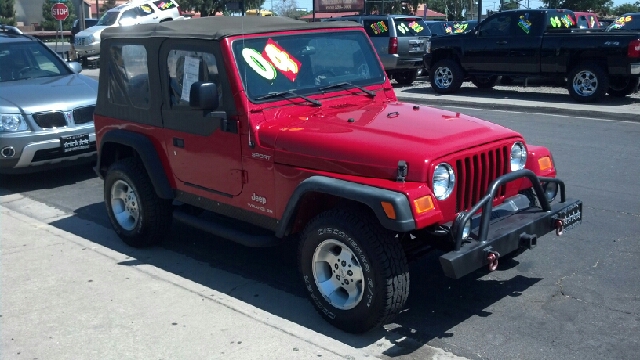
394, 80, 640, 122
0, 196, 466, 360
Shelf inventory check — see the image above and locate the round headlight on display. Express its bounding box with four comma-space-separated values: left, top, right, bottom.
510, 142, 527, 171
433, 163, 455, 200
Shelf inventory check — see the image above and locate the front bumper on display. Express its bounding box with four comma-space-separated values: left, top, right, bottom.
75, 42, 100, 57
439, 170, 582, 279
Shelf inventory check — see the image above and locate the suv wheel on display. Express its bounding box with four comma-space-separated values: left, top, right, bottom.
567, 62, 609, 103
298, 208, 409, 333
104, 158, 173, 247
395, 70, 417, 86
470, 75, 499, 89
607, 77, 639, 97
430, 59, 464, 94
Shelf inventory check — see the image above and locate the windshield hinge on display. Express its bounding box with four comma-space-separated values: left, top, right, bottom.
397, 160, 408, 182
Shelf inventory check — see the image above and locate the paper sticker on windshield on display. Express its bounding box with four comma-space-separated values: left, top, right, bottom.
518, 14, 532, 34
370, 21, 388, 34
180, 56, 201, 102
262, 38, 301, 82
408, 21, 424, 33
242, 48, 277, 81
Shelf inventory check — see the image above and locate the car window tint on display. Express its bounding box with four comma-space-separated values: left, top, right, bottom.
394, 18, 431, 37
363, 20, 390, 37
107, 44, 149, 108
607, 14, 640, 30
479, 14, 512, 36
167, 50, 219, 107
546, 11, 577, 31
514, 12, 543, 36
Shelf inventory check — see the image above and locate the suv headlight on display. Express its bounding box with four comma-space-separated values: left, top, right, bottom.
1, 114, 29, 132
87, 34, 95, 43
510, 142, 527, 171
433, 163, 455, 200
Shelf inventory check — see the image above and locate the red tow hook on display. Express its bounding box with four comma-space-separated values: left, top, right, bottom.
487, 251, 500, 272
555, 219, 564, 236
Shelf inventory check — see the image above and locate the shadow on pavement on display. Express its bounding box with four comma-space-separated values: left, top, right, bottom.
0, 162, 97, 194
50, 203, 541, 357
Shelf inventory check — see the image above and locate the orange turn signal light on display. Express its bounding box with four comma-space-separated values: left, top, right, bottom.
381, 202, 396, 219
538, 156, 552, 171
413, 196, 435, 214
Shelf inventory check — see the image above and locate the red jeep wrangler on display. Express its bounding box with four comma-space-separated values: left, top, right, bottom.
94, 17, 582, 333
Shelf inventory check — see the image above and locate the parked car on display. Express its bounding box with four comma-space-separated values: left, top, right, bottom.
573, 12, 601, 28
93, 16, 582, 333
74, 0, 184, 62
71, 18, 99, 40
606, 13, 640, 31
324, 14, 431, 85
0, 25, 98, 174
424, 9, 640, 102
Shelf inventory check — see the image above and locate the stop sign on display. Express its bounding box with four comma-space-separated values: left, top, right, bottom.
51, 3, 69, 21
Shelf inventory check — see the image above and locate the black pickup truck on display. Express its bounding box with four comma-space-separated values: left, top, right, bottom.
424, 9, 640, 103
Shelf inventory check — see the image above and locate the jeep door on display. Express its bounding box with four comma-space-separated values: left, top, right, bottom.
159, 40, 243, 196
461, 12, 515, 73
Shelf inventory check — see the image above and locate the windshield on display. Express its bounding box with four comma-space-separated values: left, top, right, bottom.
606, 14, 640, 31
97, 11, 120, 26
232, 30, 385, 102
0, 42, 70, 82
394, 18, 431, 37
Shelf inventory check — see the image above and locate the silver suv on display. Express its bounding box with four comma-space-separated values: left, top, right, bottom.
325, 15, 431, 85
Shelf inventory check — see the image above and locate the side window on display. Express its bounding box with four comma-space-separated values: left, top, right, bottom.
166, 50, 220, 107
514, 12, 543, 36
479, 14, 512, 36
137, 4, 155, 17
107, 44, 149, 108
546, 12, 577, 31
363, 20, 390, 37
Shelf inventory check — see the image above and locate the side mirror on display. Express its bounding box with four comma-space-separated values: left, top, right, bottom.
189, 81, 219, 111
67, 61, 82, 73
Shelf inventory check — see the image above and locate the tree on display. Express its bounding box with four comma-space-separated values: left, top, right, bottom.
100, 0, 118, 16
612, 2, 640, 14
0, 0, 16, 26
542, 0, 612, 13
418, 0, 472, 20
41, 0, 76, 31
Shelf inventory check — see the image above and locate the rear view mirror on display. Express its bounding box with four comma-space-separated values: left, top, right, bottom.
189, 81, 219, 110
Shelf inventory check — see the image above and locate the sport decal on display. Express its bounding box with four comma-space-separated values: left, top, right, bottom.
262, 38, 301, 82
370, 21, 388, 34
518, 14, 532, 34
242, 48, 277, 80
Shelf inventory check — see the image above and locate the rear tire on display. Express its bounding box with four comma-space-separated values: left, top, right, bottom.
104, 158, 173, 247
607, 77, 639, 97
430, 59, 464, 94
394, 70, 417, 86
567, 62, 609, 103
470, 75, 499, 89
298, 208, 409, 333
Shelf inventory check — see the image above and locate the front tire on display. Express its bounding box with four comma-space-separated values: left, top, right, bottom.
298, 208, 409, 333
104, 158, 173, 247
430, 59, 464, 94
470, 75, 499, 89
607, 77, 639, 97
394, 70, 417, 86
567, 62, 609, 103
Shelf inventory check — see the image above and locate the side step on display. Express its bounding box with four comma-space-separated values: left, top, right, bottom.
173, 209, 281, 248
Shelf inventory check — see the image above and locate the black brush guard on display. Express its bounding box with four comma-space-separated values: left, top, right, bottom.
440, 169, 582, 279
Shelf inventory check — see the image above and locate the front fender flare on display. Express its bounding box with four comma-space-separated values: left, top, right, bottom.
275, 176, 416, 237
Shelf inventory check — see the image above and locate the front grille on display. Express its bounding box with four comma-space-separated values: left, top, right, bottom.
73, 106, 95, 124
33, 112, 67, 128
31, 142, 96, 162
455, 145, 510, 212
76, 38, 85, 46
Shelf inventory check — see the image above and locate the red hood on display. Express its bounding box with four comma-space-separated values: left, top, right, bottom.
257, 101, 521, 182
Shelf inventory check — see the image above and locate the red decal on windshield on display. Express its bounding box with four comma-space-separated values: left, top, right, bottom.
262, 38, 301, 82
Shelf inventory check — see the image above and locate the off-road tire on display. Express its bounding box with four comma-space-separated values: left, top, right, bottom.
394, 70, 417, 86
470, 75, 499, 89
104, 158, 173, 247
607, 77, 639, 97
567, 62, 609, 103
430, 59, 464, 94
298, 208, 409, 333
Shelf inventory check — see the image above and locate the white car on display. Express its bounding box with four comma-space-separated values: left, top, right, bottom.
75, 0, 184, 60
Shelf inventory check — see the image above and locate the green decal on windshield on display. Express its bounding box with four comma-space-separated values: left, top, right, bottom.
518, 14, 532, 34
409, 21, 424, 33
550, 16, 562, 28
242, 48, 277, 81
453, 23, 468, 33
370, 21, 388, 34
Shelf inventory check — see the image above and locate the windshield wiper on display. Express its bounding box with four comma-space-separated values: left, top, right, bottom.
319, 82, 376, 97
255, 90, 321, 106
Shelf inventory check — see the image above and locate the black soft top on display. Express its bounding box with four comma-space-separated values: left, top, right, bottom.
101, 16, 363, 40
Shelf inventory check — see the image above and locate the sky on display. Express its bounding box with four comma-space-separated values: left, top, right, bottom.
280, 0, 635, 14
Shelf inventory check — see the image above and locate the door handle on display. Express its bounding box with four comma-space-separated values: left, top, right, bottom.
173, 138, 184, 148
496, 41, 508, 45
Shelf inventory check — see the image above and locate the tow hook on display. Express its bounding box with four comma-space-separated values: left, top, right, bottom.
555, 219, 564, 236
485, 249, 500, 272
